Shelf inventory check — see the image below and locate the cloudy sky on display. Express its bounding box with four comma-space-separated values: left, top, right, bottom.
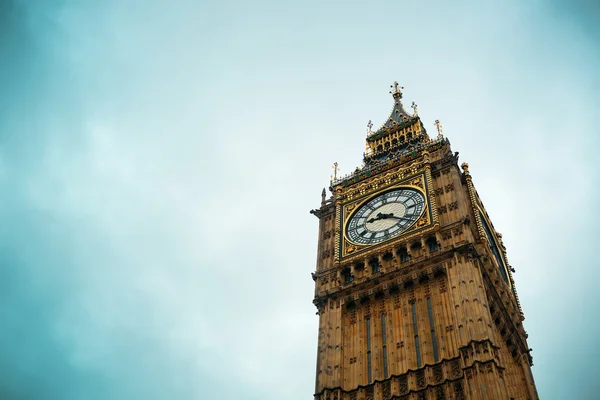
1, 1, 599, 399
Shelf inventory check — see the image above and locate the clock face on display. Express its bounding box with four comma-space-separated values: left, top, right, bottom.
479, 212, 509, 285
346, 188, 426, 245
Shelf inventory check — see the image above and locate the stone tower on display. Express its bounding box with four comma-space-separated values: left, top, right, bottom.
310, 84, 538, 400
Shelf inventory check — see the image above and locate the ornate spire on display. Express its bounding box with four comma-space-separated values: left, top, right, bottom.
371, 82, 417, 137
332, 162, 339, 180
461, 162, 470, 176
330, 162, 340, 183
434, 119, 444, 138
360, 82, 432, 168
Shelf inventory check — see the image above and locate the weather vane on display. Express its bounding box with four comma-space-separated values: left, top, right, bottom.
411, 101, 418, 116
434, 119, 444, 137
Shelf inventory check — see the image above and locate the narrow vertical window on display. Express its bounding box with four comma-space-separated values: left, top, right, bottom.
370, 258, 380, 274
381, 313, 389, 379
366, 317, 372, 383
400, 252, 410, 262
411, 302, 422, 368
427, 237, 439, 252
427, 297, 439, 362
343, 268, 353, 284
398, 247, 409, 262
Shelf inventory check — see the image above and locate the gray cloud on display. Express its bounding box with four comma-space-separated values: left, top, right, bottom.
0, 1, 598, 399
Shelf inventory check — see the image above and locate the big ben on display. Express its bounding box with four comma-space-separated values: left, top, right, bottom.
310, 83, 538, 400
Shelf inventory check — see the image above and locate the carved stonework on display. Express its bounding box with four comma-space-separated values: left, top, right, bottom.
436, 386, 445, 400
394, 292, 401, 309
439, 277, 448, 293
349, 308, 357, 325
383, 381, 391, 400
416, 370, 425, 388
450, 360, 461, 378
399, 376, 408, 394
433, 365, 443, 383
454, 382, 465, 400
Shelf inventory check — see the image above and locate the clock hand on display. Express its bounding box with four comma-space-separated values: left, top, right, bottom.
367, 212, 386, 223
387, 214, 413, 221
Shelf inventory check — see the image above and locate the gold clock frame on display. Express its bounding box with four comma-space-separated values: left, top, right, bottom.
475, 205, 513, 290
335, 168, 439, 262
343, 186, 426, 245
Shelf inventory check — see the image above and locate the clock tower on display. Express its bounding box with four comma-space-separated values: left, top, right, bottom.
310, 84, 538, 400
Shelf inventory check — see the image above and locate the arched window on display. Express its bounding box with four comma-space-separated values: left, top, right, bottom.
342, 268, 353, 284
398, 246, 410, 262
369, 257, 380, 274
426, 237, 439, 252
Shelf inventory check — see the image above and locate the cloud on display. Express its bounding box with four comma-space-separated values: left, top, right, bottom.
0, 1, 598, 399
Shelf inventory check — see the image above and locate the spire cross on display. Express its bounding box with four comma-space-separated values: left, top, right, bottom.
434, 119, 444, 137
390, 81, 404, 98
367, 120, 373, 133
332, 162, 340, 180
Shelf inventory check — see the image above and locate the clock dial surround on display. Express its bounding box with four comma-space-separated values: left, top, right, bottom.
345, 188, 425, 245
479, 211, 510, 286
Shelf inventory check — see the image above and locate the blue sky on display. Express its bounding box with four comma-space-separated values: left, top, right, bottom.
1, 1, 599, 399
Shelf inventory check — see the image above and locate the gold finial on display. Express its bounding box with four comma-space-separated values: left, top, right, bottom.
411, 101, 418, 116
390, 81, 403, 98
434, 119, 444, 138
332, 162, 340, 181
461, 162, 470, 175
